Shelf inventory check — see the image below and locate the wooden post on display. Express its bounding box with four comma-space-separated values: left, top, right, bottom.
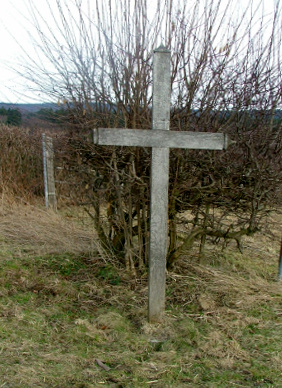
148, 46, 171, 322
93, 46, 231, 322
279, 237, 282, 281
42, 134, 57, 211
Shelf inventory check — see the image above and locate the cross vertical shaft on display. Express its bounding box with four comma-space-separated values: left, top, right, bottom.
148, 46, 171, 322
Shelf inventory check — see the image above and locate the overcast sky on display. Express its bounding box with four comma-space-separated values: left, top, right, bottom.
0, 0, 278, 103
0, 0, 36, 103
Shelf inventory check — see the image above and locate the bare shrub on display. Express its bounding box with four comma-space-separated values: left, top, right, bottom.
13, 0, 282, 268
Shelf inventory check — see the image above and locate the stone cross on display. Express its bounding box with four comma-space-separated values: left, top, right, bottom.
93, 46, 230, 322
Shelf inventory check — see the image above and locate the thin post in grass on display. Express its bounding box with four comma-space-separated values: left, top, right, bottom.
42, 134, 57, 211
279, 237, 282, 281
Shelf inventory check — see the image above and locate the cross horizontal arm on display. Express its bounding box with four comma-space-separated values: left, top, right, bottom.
93, 128, 230, 150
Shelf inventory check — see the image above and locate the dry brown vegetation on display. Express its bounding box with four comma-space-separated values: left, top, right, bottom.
0, 126, 43, 198
0, 195, 281, 387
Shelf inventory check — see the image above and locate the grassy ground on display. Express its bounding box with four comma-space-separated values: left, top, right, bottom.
0, 198, 281, 387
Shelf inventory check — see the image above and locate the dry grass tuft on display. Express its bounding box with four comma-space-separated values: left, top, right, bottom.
0, 198, 96, 256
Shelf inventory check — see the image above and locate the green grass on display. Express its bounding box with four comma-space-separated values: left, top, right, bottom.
0, 250, 281, 387
0, 208, 281, 387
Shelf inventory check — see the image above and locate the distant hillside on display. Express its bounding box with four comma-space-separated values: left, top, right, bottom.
1, 102, 282, 118
1, 103, 282, 128
0, 103, 65, 128
0, 102, 59, 114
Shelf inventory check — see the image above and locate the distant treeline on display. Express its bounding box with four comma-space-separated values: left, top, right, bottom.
1, 103, 282, 128
34, 106, 282, 128
34, 108, 69, 124
0, 107, 22, 126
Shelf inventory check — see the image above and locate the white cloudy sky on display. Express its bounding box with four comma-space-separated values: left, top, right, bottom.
0, 0, 278, 103
0, 0, 54, 103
